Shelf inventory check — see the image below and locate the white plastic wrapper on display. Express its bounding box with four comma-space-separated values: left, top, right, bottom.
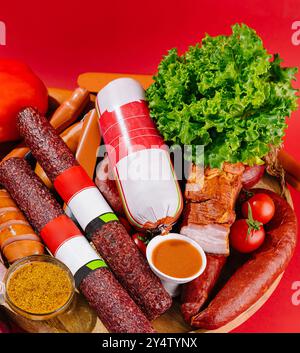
96, 78, 183, 233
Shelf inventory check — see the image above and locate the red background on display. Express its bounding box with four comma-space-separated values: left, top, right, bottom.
1, 0, 300, 332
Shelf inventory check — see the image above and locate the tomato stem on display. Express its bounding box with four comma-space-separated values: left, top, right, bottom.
246, 202, 262, 237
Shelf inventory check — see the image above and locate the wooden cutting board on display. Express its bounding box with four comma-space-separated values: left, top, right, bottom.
7, 77, 293, 333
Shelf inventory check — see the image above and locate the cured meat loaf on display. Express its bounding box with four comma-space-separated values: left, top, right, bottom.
191, 189, 297, 329
0, 157, 154, 333
96, 78, 183, 233
17, 107, 172, 320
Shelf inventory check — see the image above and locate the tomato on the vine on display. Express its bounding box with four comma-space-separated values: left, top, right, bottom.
242, 193, 275, 224
230, 202, 266, 253
229, 219, 265, 253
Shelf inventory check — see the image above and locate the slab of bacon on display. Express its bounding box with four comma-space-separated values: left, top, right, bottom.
180, 163, 245, 255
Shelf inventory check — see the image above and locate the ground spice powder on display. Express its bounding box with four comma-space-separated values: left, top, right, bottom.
7, 262, 73, 314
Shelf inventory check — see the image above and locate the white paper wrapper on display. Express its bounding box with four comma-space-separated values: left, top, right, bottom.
96, 78, 183, 232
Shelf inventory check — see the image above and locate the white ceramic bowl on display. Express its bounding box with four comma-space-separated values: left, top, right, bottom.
146, 233, 207, 297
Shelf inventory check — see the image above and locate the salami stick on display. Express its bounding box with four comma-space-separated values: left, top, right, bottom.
35, 121, 84, 189
0, 158, 154, 333
17, 107, 172, 320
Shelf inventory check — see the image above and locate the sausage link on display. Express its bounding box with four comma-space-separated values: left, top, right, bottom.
181, 254, 226, 324
0, 189, 44, 263
50, 87, 89, 133
76, 109, 100, 179
2, 146, 30, 163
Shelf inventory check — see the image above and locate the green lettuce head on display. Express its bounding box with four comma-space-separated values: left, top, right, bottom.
146, 23, 298, 168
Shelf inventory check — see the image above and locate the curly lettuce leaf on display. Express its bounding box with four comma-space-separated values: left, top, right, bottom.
146, 23, 298, 168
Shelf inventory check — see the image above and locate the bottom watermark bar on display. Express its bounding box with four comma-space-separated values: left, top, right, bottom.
102, 336, 197, 350
1, 333, 300, 351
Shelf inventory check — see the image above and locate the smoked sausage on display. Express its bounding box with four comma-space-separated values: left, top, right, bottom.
191, 189, 297, 329
181, 254, 226, 323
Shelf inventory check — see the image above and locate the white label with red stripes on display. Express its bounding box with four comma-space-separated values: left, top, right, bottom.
40, 215, 107, 287
53, 165, 114, 231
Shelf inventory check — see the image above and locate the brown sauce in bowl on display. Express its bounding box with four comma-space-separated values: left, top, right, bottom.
152, 239, 202, 278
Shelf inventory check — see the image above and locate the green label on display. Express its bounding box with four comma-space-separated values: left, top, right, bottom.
100, 213, 119, 223
86, 259, 107, 270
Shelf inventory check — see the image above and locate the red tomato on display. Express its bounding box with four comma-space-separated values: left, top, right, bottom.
242, 193, 275, 224
132, 233, 148, 256
0, 59, 48, 142
230, 219, 265, 253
